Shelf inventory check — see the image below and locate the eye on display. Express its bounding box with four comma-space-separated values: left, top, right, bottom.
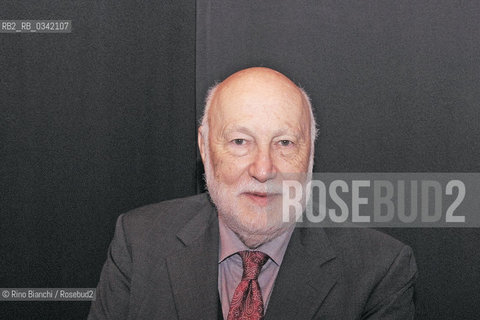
232, 139, 246, 145
279, 140, 293, 147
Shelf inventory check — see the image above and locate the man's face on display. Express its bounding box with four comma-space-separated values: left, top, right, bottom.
199, 69, 312, 248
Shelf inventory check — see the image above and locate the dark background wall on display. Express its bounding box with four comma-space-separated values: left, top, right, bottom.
1, 0, 479, 319
1, 0, 196, 318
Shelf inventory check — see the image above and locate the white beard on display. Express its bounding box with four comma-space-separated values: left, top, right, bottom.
203, 149, 311, 249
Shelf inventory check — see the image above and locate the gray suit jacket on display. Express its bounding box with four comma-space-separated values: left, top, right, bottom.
88, 193, 417, 319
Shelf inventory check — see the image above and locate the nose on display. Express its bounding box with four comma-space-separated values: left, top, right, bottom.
248, 145, 277, 183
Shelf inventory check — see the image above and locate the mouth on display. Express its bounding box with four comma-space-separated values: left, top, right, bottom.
242, 192, 280, 206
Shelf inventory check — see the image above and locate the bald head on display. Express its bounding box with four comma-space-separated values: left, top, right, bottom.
201, 67, 316, 153
210, 67, 305, 115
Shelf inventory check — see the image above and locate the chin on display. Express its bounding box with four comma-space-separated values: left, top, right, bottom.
219, 200, 293, 248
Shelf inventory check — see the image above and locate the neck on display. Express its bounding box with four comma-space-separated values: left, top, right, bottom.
220, 215, 294, 249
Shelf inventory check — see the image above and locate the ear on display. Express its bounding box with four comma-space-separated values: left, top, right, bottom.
198, 125, 206, 164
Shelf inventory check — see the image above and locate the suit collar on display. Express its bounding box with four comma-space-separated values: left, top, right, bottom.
264, 227, 339, 320
166, 197, 220, 320
175, 195, 218, 246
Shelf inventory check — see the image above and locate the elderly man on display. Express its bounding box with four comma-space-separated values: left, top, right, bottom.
89, 67, 417, 319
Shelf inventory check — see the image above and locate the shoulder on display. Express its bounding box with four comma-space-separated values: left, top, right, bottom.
324, 228, 417, 293
115, 193, 214, 246
122, 193, 212, 225
325, 228, 408, 260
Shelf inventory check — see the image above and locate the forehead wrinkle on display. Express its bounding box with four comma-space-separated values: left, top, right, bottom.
223, 124, 304, 141
223, 125, 255, 136
210, 101, 310, 146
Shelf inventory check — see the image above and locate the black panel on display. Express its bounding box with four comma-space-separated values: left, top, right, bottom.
1, 0, 196, 318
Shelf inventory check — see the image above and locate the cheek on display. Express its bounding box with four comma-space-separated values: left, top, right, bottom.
212, 154, 251, 185
276, 147, 310, 172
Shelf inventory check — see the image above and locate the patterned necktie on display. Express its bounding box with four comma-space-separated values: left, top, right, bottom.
227, 251, 269, 320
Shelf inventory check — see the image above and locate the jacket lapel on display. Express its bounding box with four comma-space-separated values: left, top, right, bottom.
166, 202, 220, 320
265, 227, 339, 320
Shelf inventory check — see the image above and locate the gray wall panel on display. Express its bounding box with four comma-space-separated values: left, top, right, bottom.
196, 1, 480, 318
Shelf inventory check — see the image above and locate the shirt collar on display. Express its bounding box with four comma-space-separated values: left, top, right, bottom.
218, 216, 294, 266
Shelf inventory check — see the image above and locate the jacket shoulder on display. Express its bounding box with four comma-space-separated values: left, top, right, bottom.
118, 193, 213, 242
324, 228, 417, 296
325, 227, 407, 260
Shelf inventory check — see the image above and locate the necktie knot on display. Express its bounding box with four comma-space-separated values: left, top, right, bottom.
227, 251, 269, 320
239, 251, 269, 281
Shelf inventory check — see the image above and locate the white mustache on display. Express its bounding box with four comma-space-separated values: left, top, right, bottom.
236, 182, 284, 195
